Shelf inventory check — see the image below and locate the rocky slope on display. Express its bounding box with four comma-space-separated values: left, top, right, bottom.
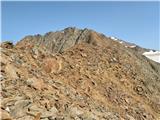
1, 27, 160, 120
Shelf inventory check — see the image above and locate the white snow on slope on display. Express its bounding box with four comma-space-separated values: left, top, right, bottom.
129, 45, 136, 48
110, 36, 118, 41
109, 36, 160, 63
143, 50, 160, 63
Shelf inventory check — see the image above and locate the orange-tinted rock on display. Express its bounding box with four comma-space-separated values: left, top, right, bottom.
43, 58, 62, 74
26, 77, 46, 90
5, 64, 18, 79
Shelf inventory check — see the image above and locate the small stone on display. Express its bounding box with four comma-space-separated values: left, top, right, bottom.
26, 77, 46, 90
81, 53, 87, 57
28, 104, 58, 119
33, 113, 41, 120
0, 74, 4, 81
5, 107, 10, 112
43, 58, 62, 74
50, 106, 58, 114
126, 114, 135, 120
69, 107, 84, 116
5, 64, 19, 79
41, 118, 49, 120
17, 115, 34, 120
29, 104, 42, 112
11, 100, 31, 118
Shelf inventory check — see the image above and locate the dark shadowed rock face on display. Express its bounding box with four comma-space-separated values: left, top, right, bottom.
1, 27, 160, 120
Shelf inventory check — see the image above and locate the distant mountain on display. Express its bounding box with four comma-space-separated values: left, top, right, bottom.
1, 27, 160, 120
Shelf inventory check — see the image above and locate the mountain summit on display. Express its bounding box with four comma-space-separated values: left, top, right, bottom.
1, 27, 160, 120
16, 27, 106, 53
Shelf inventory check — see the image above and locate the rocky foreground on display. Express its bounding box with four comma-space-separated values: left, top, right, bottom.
1, 27, 160, 120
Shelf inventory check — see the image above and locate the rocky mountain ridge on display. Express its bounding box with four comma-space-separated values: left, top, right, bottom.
15, 27, 151, 53
1, 27, 160, 120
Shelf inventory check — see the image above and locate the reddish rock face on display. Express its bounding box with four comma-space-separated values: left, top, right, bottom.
43, 58, 62, 74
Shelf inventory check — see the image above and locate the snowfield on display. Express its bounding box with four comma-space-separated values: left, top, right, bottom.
109, 36, 160, 63
143, 51, 160, 63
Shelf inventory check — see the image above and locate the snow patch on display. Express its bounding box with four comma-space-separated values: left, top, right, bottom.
143, 50, 160, 63
110, 36, 118, 41
119, 41, 123, 44
129, 45, 136, 48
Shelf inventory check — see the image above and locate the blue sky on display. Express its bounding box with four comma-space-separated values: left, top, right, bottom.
1, 1, 159, 50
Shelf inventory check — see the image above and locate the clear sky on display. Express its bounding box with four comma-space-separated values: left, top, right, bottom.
1, 1, 160, 50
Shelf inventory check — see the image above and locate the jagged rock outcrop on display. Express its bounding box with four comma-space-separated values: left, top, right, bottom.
1, 27, 160, 120
16, 27, 108, 53
0, 41, 14, 49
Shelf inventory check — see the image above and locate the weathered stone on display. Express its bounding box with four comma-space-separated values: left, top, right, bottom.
69, 107, 84, 116
28, 104, 58, 119
11, 100, 31, 118
17, 115, 34, 120
26, 77, 46, 90
43, 58, 62, 74
5, 64, 18, 79
41, 118, 49, 120
0, 74, 5, 81
50, 106, 58, 114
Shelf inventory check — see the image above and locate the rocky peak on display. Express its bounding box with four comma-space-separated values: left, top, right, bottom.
1, 27, 160, 120
15, 27, 93, 53
15, 27, 153, 56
